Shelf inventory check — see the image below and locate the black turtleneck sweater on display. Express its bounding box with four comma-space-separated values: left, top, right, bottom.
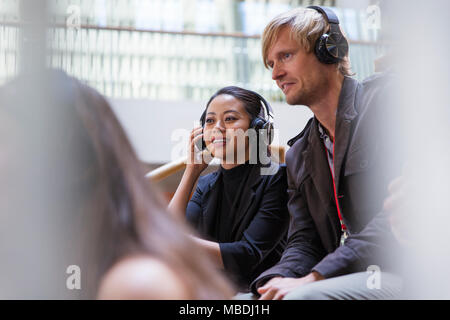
215, 162, 252, 242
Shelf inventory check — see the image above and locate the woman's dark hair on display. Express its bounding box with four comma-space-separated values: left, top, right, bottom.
1, 70, 233, 299
200, 86, 271, 127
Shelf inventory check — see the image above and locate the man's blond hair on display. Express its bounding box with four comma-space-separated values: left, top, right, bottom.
262, 7, 353, 76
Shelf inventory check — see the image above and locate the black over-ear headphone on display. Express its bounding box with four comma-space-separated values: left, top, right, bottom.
199, 90, 274, 150
307, 6, 349, 64
248, 91, 274, 145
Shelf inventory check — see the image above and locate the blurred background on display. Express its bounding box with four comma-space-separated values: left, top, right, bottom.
0, 0, 387, 197
0, 0, 384, 100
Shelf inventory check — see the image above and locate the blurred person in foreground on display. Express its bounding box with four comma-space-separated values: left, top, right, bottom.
248, 6, 404, 300
0, 70, 233, 299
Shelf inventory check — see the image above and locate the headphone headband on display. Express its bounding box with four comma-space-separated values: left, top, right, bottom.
200, 88, 273, 125
247, 89, 274, 124
307, 5, 340, 25
199, 88, 274, 146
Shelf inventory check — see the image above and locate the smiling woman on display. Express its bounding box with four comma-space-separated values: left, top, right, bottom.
168, 86, 290, 292
202, 93, 251, 168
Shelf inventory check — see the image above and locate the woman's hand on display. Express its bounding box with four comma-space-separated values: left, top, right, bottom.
168, 127, 211, 219
186, 126, 210, 176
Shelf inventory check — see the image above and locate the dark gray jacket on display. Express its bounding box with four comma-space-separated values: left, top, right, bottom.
251, 73, 403, 293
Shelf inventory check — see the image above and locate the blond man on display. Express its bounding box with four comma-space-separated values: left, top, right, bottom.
249, 6, 403, 300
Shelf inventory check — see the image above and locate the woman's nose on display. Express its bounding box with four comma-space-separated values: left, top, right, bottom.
213, 120, 225, 131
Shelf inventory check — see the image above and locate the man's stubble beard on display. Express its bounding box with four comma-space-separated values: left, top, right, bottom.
286, 74, 329, 107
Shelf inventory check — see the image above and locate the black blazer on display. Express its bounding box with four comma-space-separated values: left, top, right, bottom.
186, 162, 289, 290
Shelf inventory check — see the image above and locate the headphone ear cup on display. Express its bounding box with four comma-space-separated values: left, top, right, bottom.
315, 34, 338, 64
250, 117, 265, 130
263, 121, 274, 144
251, 118, 273, 145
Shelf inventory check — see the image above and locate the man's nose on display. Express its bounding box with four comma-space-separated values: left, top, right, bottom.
271, 62, 285, 80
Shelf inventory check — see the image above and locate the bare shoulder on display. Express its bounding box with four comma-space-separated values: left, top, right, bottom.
97, 255, 191, 300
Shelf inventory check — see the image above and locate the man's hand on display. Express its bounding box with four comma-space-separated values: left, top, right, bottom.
257, 272, 325, 300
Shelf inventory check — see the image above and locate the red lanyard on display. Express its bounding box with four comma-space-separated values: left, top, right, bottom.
324, 141, 347, 232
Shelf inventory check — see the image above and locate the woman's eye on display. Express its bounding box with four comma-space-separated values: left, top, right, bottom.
225, 117, 236, 121
205, 118, 214, 124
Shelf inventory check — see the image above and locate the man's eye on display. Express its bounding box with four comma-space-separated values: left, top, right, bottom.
283, 53, 291, 59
